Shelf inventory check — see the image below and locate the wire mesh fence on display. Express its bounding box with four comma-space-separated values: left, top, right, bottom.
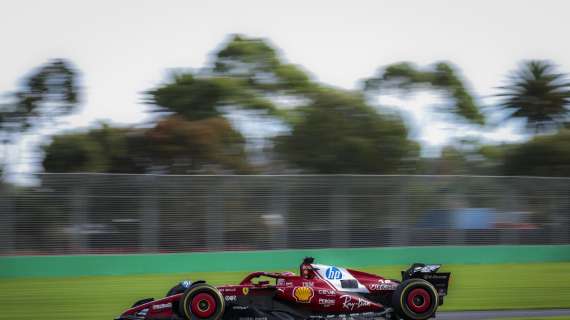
1, 174, 569, 255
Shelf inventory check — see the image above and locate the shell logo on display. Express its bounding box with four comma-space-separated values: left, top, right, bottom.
293, 286, 314, 303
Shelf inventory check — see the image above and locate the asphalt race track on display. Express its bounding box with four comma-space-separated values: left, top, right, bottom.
437, 309, 570, 319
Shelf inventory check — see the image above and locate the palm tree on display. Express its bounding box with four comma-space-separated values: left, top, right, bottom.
498, 60, 570, 133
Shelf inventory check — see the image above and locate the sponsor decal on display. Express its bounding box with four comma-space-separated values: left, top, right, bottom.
238, 317, 267, 320
370, 280, 398, 291
340, 295, 371, 311
325, 267, 343, 280
181, 280, 192, 288
293, 286, 314, 303
423, 274, 448, 280
225, 295, 237, 302
136, 308, 149, 316
318, 298, 335, 307
220, 287, 237, 293
152, 302, 172, 310
242, 287, 249, 295
318, 289, 336, 295
302, 281, 314, 287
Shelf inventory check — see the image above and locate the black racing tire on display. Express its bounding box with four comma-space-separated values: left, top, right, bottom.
391, 279, 438, 320
179, 283, 225, 320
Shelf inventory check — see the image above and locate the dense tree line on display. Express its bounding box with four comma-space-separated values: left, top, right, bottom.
2, 34, 570, 178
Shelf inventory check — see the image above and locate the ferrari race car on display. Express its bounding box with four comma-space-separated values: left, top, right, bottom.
116, 257, 450, 320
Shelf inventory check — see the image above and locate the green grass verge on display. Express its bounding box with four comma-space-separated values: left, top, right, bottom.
1, 263, 569, 320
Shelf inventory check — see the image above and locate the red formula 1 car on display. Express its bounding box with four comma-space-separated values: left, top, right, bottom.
116, 257, 450, 320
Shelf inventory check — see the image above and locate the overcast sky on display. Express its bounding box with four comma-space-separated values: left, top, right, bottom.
1, 0, 570, 180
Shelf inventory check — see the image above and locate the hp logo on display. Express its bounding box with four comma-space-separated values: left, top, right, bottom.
325, 267, 342, 280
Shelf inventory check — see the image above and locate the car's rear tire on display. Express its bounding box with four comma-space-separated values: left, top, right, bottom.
391, 279, 438, 320
179, 283, 225, 320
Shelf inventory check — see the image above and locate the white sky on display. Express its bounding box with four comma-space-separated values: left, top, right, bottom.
1, 0, 570, 180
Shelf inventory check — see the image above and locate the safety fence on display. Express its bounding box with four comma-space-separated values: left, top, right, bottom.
1, 174, 569, 255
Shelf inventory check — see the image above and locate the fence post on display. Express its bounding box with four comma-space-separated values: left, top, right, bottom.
268, 176, 288, 249
206, 176, 225, 251
140, 175, 159, 252
397, 177, 412, 246
561, 189, 570, 243
0, 185, 15, 254
330, 177, 350, 248
549, 180, 567, 245
71, 177, 88, 253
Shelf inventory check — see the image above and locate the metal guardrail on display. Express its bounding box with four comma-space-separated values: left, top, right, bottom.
1, 174, 569, 255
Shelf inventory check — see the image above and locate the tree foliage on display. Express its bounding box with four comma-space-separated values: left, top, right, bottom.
43, 118, 250, 174
40, 35, 424, 175
498, 60, 570, 133
42, 124, 146, 173
1, 59, 79, 140
275, 89, 419, 173
213, 35, 314, 94
503, 129, 570, 177
365, 62, 485, 125
148, 35, 315, 124
0, 59, 79, 176
143, 116, 250, 173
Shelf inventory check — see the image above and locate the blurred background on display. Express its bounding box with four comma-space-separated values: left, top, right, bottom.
1, 1, 570, 319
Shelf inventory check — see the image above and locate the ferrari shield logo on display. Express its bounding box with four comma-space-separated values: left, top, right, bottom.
242, 287, 249, 295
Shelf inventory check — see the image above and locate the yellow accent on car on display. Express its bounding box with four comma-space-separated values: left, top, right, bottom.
293, 286, 314, 303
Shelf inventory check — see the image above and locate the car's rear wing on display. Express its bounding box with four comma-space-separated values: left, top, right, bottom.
401, 263, 451, 301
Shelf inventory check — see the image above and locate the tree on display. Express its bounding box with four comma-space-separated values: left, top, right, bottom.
147, 35, 315, 124
42, 124, 146, 173
1, 59, 79, 139
364, 62, 485, 125
43, 118, 251, 174
213, 34, 315, 94
1, 59, 80, 174
503, 129, 570, 177
148, 35, 425, 174
208, 35, 421, 174
43, 35, 422, 175
143, 116, 250, 173
143, 34, 324, 174
275, 89, 419, 174
498, 60, 570, 133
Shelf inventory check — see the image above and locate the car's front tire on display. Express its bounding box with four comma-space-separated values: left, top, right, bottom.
391, 279, 439, 320
179, 283, 225, 320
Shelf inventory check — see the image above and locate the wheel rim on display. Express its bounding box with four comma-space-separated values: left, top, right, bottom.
190, 292, 216, 318
406, 288, 431, 313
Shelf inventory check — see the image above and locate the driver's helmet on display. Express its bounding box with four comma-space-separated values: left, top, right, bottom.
300, 257, 316, 279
